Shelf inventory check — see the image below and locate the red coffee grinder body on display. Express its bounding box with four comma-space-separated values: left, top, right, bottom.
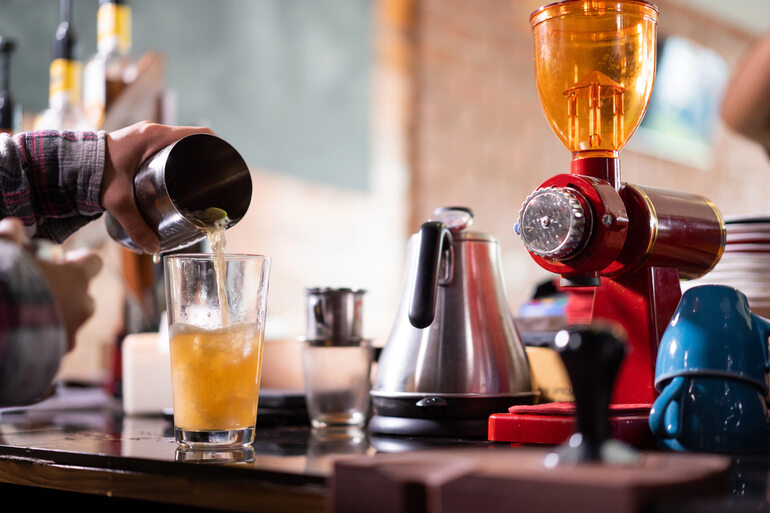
488, 0, 725, 445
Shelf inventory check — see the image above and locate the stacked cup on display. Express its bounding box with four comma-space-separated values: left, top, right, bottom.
649, 285, 770, 453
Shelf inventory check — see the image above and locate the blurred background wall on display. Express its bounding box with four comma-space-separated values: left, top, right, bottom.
0, 0, 374, 189
0, 0, 768, 382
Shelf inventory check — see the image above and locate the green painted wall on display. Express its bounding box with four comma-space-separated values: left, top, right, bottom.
0, 0, 373, 190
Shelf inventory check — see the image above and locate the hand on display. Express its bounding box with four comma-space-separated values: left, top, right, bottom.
102, 121, 215, 254
0, 218, 102, 352
36, 249, 103, 352
0, 217, 27, 246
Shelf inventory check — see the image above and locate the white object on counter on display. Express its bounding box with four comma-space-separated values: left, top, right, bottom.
158, 311, 169, 353
121, 332, 173, 416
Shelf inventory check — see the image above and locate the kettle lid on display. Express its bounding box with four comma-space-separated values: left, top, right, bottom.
426, 207, 495, 242
428, 206, 474, 232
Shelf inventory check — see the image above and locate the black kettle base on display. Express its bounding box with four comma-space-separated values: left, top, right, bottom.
368, 393, 536, 438
368, 415, 489, 438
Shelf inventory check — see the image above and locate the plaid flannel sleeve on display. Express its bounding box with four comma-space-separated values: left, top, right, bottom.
0, 130, 106, 243
0, 239, 66, 407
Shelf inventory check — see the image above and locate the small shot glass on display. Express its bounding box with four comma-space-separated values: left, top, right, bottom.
302, 338, 373, 429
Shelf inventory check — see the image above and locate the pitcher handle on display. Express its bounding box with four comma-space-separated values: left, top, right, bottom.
752, 314, 770, 372
649, 375, 687, 439
409, 221, 452, 329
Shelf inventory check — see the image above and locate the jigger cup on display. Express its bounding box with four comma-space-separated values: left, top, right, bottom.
164, 253, 271, 448
106, 134, 252, 254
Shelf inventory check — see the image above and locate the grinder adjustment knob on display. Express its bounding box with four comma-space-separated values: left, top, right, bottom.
516, 187, 587, 259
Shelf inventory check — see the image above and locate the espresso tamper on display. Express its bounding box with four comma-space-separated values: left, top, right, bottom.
544, 324, 640, 466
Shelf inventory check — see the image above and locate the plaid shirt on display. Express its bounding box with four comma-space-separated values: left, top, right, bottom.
0, 130, 105, 407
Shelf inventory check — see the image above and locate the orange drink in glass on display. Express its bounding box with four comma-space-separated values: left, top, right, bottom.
164, 253, 270, 448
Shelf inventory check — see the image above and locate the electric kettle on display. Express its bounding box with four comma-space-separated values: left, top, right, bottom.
370, 207, 534, 437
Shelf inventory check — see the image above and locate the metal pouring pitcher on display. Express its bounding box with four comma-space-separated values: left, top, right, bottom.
106, 133, 252, 254
370, 207, 533, 436
305, 287, 366, 345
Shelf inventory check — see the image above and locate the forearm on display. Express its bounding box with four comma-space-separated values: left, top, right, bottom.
0, 130, 106, 243
0, 240, 66, 407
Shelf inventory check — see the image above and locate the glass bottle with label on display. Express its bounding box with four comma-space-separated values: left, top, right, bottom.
34, 0, 90, 130
83, 0, 137, 129
0, 36, 16, 134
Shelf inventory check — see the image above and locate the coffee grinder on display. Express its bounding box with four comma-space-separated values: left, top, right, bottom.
488, 0, 725, 445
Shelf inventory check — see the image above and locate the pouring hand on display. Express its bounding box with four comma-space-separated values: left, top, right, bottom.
102, 121, 216, 254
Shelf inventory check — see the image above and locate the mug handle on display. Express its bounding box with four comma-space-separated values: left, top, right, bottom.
751, 314, 770, 372
649, 376, 687, 439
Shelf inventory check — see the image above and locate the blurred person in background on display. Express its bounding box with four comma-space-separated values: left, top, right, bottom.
0, 121, 212, 406
721, 32, 770, 154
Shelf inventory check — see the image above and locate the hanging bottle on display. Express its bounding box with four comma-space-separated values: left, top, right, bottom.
84, 0, 137, 129
34, 0, 90, 130
0, 36, 17, 134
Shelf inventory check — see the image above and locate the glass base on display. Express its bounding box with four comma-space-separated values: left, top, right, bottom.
175, 426, 255, 448
175, 446, 255, 464
309, 411, 366, 429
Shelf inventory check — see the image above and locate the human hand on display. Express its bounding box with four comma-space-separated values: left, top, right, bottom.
0, 217, 28, 245
0, 217, 102, 352
102, 121, 215, 254
36, 248, 103, 352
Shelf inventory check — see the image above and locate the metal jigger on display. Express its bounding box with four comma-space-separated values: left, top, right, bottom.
105, 134, 252, 254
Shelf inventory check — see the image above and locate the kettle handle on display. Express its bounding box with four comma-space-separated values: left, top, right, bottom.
409, 221, 453, 329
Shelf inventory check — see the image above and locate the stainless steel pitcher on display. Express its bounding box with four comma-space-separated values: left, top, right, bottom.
305, 287, 366, 344
370, 207, 533, 436
105, 133, 252, 254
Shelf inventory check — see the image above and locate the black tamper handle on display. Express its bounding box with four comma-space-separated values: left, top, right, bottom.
553, 324, 626, 461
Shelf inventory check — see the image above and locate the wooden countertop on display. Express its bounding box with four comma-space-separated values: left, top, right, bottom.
0, 385, 768, 513
0, 385, 487, 512
0, 386, 327, 512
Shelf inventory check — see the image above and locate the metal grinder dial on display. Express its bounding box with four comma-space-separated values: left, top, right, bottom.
516, 186, 587, 259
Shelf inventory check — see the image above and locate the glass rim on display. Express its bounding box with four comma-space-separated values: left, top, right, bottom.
163, 252, 270, 262
530, 0, 659, 29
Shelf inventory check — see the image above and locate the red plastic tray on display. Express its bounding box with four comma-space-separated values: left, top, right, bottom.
488, 402, 655, 449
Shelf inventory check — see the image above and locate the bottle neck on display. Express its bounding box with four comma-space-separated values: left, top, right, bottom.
0, 53, 12, 130
97, 2, 131, 56
1, 51, 10, 93
0, 95, 13, 132
54, 0, 76, 61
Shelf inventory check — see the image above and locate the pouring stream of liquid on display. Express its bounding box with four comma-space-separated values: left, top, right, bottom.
182, 207, 231, 327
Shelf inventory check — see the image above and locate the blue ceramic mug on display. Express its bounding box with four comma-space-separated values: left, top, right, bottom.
655, 285, 770, 393
649, 374, 770, 453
